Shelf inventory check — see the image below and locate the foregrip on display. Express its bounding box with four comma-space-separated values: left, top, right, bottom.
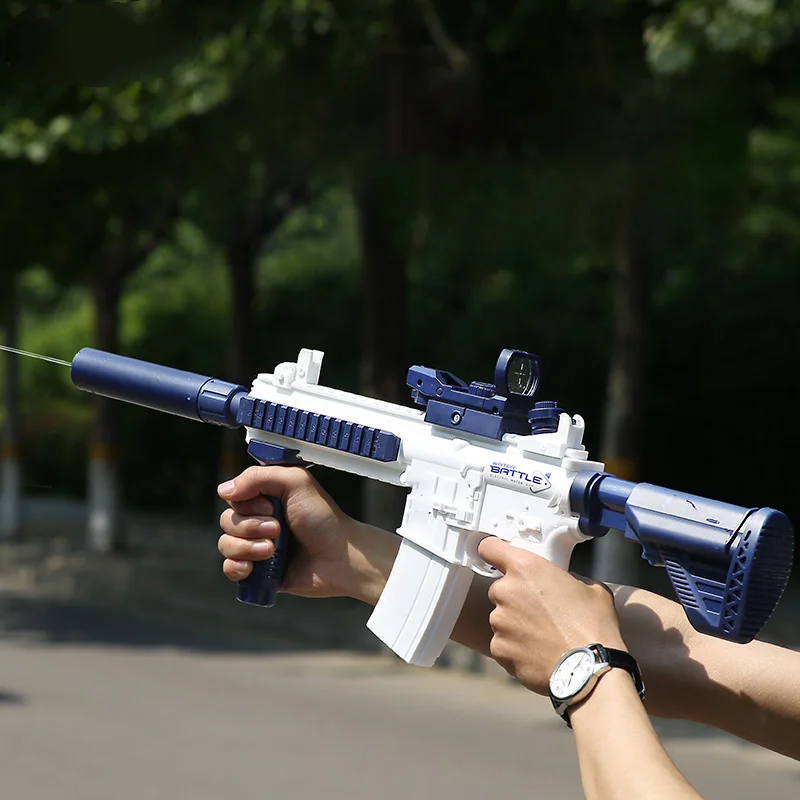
571, 471, 795, 643
237, 494, 294, 607
237, 441, 302, 607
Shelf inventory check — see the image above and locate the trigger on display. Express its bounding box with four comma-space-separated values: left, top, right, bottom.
472, 561, 501, 579
466, 533, 501, 579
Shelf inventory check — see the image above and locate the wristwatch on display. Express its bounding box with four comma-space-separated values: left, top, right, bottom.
548, 643, 645, 727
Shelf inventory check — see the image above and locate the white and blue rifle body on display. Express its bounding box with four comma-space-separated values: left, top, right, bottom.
70, 346, 795, 667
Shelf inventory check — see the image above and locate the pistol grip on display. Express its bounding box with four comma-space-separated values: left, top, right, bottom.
236, 442, 302, 608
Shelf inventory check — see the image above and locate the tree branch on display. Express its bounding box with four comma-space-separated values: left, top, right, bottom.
129, 194, 179, 269
416, 0, 469, 73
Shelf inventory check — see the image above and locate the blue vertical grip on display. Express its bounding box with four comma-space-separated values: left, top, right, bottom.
236, 495, 293, 607
236, 440, 303, 607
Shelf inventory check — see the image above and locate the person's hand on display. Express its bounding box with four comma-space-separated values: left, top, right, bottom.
217, 465, 396, 601
477, 537, 628, 695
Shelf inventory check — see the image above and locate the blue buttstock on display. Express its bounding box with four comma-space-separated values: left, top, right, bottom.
571, 472, 795, 643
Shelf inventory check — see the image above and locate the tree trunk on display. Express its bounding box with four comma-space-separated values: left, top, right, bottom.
87, 269, 123, 552
356, 174, 410, 534
591, 185, 650, 584
357, 38, 413, 536
1, 281, 23, 539
217, 183, 308, 492
218, 237, 258, 489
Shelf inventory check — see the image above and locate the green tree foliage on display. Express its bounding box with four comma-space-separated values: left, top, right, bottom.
645, 0, 800, 73
2, 0, 800, 549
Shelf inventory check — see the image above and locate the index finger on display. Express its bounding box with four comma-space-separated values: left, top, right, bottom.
217, 465, 308, 502
477, 536, 514, 573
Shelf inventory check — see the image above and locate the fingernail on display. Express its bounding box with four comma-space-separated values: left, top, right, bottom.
218, 480, 235, 497
251, 541, 273, 557
260, 521, 279, 537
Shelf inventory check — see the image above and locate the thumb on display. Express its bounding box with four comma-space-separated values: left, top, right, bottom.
477, 536, 513, 573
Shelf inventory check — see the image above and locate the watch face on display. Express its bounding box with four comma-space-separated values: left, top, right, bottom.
549, 650, 595, 700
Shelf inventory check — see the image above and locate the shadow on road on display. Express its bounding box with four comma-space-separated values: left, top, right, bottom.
0, 689, 28, 706
0, 593, 382, 657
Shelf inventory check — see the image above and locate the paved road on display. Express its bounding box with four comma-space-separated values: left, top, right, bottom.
0, 595, 797, 800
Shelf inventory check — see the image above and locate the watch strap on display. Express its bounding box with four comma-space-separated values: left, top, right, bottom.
590, 644, 646, 700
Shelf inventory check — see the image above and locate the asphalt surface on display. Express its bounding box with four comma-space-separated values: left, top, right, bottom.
0, 595, 796, 799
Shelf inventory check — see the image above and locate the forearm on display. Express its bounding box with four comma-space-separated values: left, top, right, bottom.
611, 585, 800, 760
570, 670, 703, 800
693, 637, 800, 760
345, 524, 800, 760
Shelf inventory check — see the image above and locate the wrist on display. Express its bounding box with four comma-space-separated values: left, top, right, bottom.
568, 665, 647, 727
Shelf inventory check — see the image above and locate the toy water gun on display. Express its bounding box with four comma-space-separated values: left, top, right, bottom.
70, 346, 795, 666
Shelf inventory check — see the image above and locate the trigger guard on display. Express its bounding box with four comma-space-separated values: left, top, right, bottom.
466, 533, 501, 579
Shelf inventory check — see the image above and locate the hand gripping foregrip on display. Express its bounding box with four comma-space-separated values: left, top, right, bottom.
236, 441, 303, 607
236, 492, 294, 607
